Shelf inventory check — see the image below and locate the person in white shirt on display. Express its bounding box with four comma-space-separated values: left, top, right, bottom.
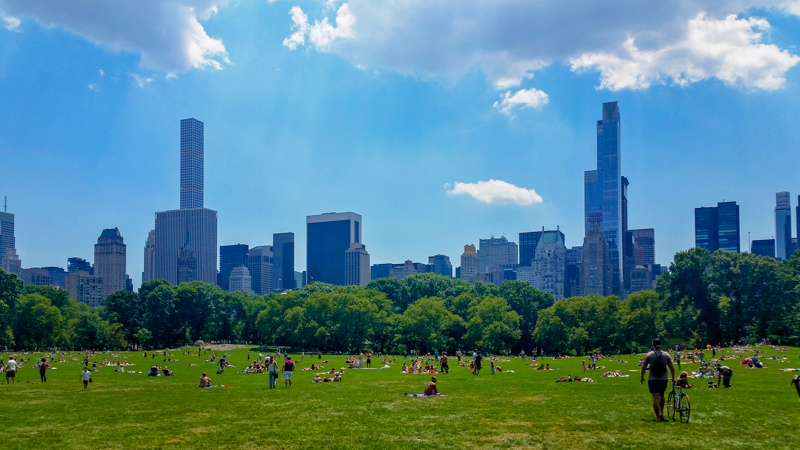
81, 367, 92, 391
5, 357, 17, 384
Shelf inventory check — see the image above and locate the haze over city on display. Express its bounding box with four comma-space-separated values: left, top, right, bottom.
2, 1, 800, 290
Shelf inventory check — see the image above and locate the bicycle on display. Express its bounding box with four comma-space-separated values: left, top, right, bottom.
666, 380, 691, 423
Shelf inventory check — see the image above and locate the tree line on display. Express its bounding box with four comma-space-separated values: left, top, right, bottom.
0, 247, 798, 353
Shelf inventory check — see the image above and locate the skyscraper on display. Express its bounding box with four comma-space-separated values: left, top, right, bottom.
180, 118, 204, 210
532, 227, 567, 301
94, 228, 127, 299
629, 228, 655, 266
695, 206, 719, 252
273, 232, 296, 291
0, 206, 15, 265
306, 212, 362, 286
1, 248, 21, 276
519, 231, 543, 267
67, 257, 92, 274
219, 244, 249, 291
776, 191, 792, 260
717, 201, 740, 252
247, 245, 273, 295
459, 244, 478, 283
153, 118, 218, 285
695, 201, 740, 253
478, 236, 518, 273
428, 254, 453, 278
580, 223, 613, 296
142, 230, 155, 284
345, 243, 370, 286
584, 101, 624, 296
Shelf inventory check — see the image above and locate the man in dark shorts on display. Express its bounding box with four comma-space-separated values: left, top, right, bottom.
791, 375, 800, 406
474, 351, 483, 376
716, 364, 733, 388
440, 352, 449, 374
640, 339, 675, 421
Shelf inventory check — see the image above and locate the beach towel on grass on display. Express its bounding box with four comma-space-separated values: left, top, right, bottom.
404, 393, 445, 397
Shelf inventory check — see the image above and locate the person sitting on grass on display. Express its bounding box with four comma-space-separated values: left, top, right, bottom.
162, 367, 173, 377
677, 371, 692, 388
199, 372, 211, 388
148, 366, 159, 377
424, 376, 439, 395
333, 374, 342, 382
401, 363, 408, 373
313, 375, 322, 383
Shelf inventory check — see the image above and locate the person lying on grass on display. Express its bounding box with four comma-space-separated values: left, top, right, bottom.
424, 376, 439, 395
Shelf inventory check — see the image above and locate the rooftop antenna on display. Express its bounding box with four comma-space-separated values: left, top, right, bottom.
3, 196, 6, 212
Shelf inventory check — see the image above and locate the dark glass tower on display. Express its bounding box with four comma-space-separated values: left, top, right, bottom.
219, 244, 249, 291
584, 101, 623, 295
775, 192, 792, 260
519, 231, 543, 267
307, 212, 361, 286
717, 201, 740, 252
273, 232, 296, 291
695, 207, 719, 251
695, 201, 739, 253
180, 118, 204, 210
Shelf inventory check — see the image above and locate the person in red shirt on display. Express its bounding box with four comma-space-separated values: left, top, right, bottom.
39, 358, 49, 382
282, 356, 295, 388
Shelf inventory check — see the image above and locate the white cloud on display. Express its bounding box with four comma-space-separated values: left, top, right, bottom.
98, 69, 105, 77
130, 73, 153, 88
446, 180, 543, 206
283, 3, 355, 52
0, 0, 231, 72
493, 88, 549, 115
283, 1, 800, 92
88, 83, 99, 91
570, 13, 800, 91
3, 15, 20, 31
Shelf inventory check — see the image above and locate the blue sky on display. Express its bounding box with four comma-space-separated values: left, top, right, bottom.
2, 0, 800, 289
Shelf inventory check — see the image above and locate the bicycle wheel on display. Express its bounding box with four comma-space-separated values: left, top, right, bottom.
679, 394, 690, 423
666, 391, 677, 420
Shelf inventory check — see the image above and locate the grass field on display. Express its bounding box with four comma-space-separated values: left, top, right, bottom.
1, 345, 798, 449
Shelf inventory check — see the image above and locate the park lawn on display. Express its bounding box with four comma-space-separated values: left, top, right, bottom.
1, 346, 798, 449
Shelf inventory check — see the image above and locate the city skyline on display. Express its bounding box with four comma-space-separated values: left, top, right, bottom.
2, 2, 800, 289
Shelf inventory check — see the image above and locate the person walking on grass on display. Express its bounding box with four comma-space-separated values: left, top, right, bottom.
39, 358, 49, 382
791, 375, 800, 406
474, 351, 483, 376
282, 355, 295, 388
440, 352, 449, 374
81, 366, 92, 391
640, 338, 675, 422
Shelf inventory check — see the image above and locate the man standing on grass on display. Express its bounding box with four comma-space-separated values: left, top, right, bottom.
5, 357, 17, 384
474, 351, 483, 376
640, 338, 675, 422
440, 352, 449, 374
791, 375, 800, 406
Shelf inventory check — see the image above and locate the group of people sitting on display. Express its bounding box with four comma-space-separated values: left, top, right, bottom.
401, 361, 439, 374
312, 374, 342, 383
147, 365, 173, 377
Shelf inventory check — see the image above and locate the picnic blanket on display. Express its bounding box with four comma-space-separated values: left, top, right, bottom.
404, 393, 445, 397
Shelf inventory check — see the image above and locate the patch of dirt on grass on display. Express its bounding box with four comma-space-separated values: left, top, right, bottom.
481, 432, 530, 441
512, 394, 555, 403
495, 421, 532, 426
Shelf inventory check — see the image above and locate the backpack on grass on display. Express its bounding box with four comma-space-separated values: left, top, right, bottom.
650, 350, 667, 377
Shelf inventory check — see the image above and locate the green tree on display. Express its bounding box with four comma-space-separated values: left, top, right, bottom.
500, 280, 554, 352
12, 293, 65, 349
465, 295, 521, 353
101, 290, 141, 343
396, 297, 465, 353
0, 268, 22, 345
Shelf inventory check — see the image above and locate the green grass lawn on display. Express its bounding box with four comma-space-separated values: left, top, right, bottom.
1, 346, 798, 449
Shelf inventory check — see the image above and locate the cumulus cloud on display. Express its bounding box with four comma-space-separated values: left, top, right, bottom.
284, 3, 355, 51
283, 1, 800, 92
3, 15, 20, 31
570, 13, 800, 90
0, 0, 230, 72
493, 88, 549, 115
446, 180, 543, 206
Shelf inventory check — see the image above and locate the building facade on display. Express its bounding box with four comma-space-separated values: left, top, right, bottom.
306, 212, 362, 286
751, 239, 776, 258
1, 247, 21, 276
478, 236, 518, 274
695, 201, 740, 253
345, 243, 370, 286
428, 254, 453, 278
153, 118, 218, 286
531, 228, 567, 300
247, 245, 273, 295
776, 191, 792, 260
229, 266, 254, 294
65, 271, 104, 308
0, 210, 15, 266
142, 230, 155, 284
459, 244, 479, 283
94, 228, 127, 299
580, 223, 613, 296
219, 244, 249, 291
273, 232, 296, 291
584, 101, 624, 296
519, 231, 543, 267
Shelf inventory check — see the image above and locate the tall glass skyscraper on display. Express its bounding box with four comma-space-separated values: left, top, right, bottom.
153, 118, 218, 286
695, 201, 739, 253
519, 231, 543, 267
0, 209, 15, 265
219, 244, 249, 291
307, 212, 362, 286
584, 101, 623, 295
273, 232, 296, 291
717, 201, 740, 252
775, 191, 792, 260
